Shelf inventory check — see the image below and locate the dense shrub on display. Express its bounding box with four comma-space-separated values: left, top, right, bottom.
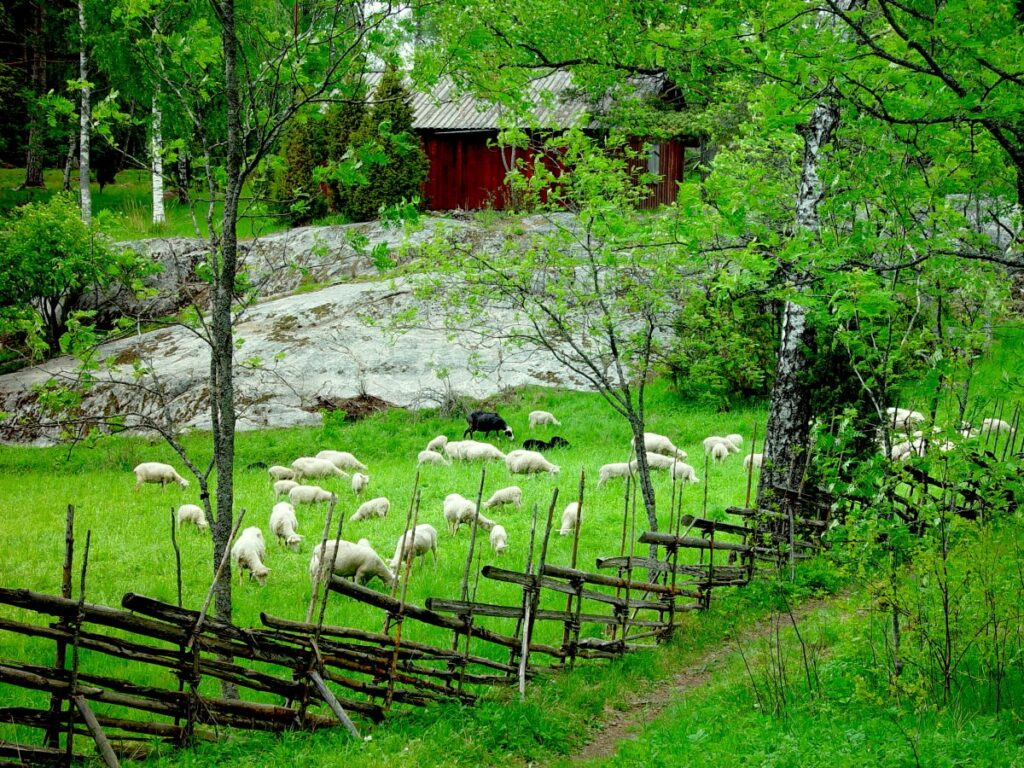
273, 119, 328, 225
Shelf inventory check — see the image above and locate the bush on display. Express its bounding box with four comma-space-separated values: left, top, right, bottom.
273, 119, 328, 225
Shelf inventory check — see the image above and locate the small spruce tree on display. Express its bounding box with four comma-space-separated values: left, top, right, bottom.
274, 118, 328, 224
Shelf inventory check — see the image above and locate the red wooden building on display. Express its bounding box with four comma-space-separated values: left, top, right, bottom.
376, 72, 695, 211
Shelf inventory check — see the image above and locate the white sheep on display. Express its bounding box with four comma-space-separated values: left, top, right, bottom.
505, 449, 560, 475
597, 462, 632, 487
351, 472, 370, 495
425, 435, 449, 453
490, 525, 509, 554
559, 502, 580, 536
133, 462, 189, 490
642, 432, 687, 460
981, 417, 1013, 434
389, 524, 439, 572
231, 527, 269, 585
291, 456, 349, 481
671, 461, 701, 484
418, 449, 451, 466
528, 410, 562, 428
176, 504, 208, 531
482, 486, 523, 510
460, 441, 507, 462
711, 442, 730, 463
350, 496, 390, 522
725, 434, 743, 449
268, 465, 295, 481
274, 479, 299, 499
443, 440, 468, 460
289, 484, 337, 506
886, 407, 926, 431
309, 539, 394, 588
743, 453, 764, 470
316, 450, 369, 472
703, 436, 740, 455
443, 493, 496, 534
269, 502, 303, 549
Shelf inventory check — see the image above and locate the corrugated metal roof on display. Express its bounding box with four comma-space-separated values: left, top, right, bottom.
363, 70, 661, 132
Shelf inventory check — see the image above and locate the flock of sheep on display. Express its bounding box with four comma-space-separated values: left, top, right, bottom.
883, 407, 1015, 461
130, 408, 768, 596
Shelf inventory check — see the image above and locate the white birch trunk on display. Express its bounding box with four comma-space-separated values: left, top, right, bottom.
151, 92, 166, 224
78, 0, 91, 225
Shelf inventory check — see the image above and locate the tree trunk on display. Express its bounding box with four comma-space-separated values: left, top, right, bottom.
151, 92, 165, 225
23, 1, 46, 189
756, 94, 840, 511
78, 0, 92, 225
62, 132, 76, 192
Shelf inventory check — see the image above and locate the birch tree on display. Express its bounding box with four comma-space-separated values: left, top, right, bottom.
78, 0, 92, 224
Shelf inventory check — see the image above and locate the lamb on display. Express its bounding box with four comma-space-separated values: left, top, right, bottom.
133, 462, 189, 490
350, 497, 390, 522
176, 504, 208, 531
289, 484, 337, 506
743, 453, 764, 470
443, 493, 496, 534
291, 456, 349, 481
274, 480, 299, 499
885, 407, 926, 431
981, 417, 1013, 434
231, 527, 269, 585
482, 486, 523, 511
671, 461, 700, 484
309, 539, 394, 588
629, 452, 682, 472
460, 441, 507, 461
351, 472, 370, 495
703, 436, 739, 455
598, 462, 632, 487
464, 410, 514, 441
521, 436, 570, 451
528, 410, 561, 428
268, 465, 295, 481
710, 442, 730, 463
490, 525, 509, 555
418, 449, 451, 466
643, 432, 687, 460
725, 434, 744, 449
425, 435, 449, 453
505, 449, 560, 475
269, 502, 303, 549
389, 524, 439, 572
315, 450, 369, 472
559, 502, 580, 536
443, 440, 468, 461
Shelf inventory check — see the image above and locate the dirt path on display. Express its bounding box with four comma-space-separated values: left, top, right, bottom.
569, 597, 832, 763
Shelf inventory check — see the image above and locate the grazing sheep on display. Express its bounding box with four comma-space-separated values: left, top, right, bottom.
426, 435, 449, 453
133, 462, 189, 490
289, 484, 337, 506
671, 461, 701, 484
743, 453, 764, 470
291, 456, 348, 481
559, 502, 580, 536
711, 442, 730, 463
351, 472, 370, 495
981, 417, 1013, 434
643, 433, 687, 460
269, 502, 303, 549
443, 440, 468, 461
231, 527, 269, 585
274, 479, 299, 499
886, 407, 926, 431
176, 504, 208, 531
598, 462, 632, 487
505, 449, 560, 475
629, 452, 683, 473
725, 434, 743, 449
315, 450, 369, 472
703, 436, 739, 455
350, 497, 390, 522
389, 524, 439, 572
461, 441, 508, 461
464, 411, 514, 441
528, 410, 561, 428
482, 486, 523, 510
418, 449, 451, 466
309, 539, 394, 588
521, 436, 570, 452
268, 465, 295, 481
443, 493, 496, 534
490, 525, 509, 555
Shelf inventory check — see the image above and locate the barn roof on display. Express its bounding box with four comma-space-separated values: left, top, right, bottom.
363, 70, 663, 132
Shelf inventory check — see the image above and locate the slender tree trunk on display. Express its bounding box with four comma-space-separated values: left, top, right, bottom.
151, 92, 166, 225
23, 1, 46, 189
756, 94, 841, 511
78, 0, 92, 225
62, 132, 76, 192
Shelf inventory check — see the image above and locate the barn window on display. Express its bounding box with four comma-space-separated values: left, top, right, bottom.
647, 144, 661, 175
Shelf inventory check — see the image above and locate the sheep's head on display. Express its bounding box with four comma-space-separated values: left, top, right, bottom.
503, 426, 515, 440
178, 477, 190, 488
285, 534, 303, 550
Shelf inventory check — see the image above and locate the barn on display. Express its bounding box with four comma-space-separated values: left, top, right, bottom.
373, 71, 696, 211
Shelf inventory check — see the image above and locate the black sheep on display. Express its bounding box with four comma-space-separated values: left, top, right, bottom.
522, 436, 570, 452
464, 410, 514, 440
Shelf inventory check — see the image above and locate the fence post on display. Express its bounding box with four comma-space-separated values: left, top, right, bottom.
44, 505, 75, 751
